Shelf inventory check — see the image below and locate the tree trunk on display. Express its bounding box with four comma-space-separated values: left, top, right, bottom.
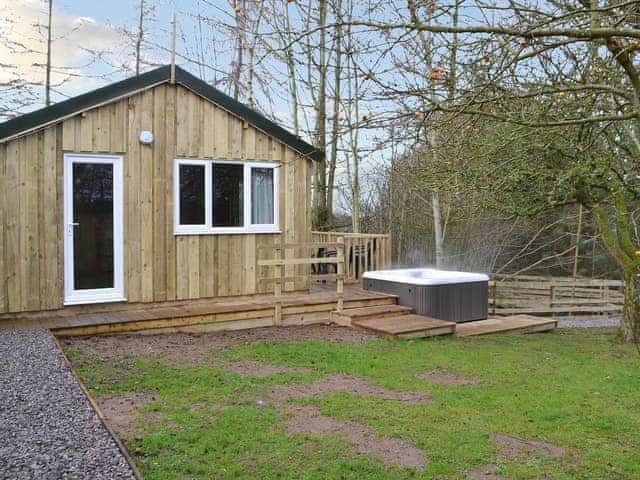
326, 0, 343, 228
135, 0, 145, 75
245, 4, 264, 110
312, 0, 328, 229
593, 194, 640, 343
232, 0, 245, 101
432, 191, 444, 268
621, 269, 640, 342
344, 0, 361, 233
45, 0, 53, 106
283, 2, 299, 135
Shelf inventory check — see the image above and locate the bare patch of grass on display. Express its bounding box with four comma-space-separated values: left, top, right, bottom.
466, 464, 509, 479
97, 392, 159, 439
285, 405, 427, 470
63, 325, 375, 365
263, 373, 431, 405
222, 360, 312, 377
489, 433, 566, 460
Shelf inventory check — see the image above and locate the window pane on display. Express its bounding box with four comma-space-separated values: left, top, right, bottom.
73, 163, 114, 290
213, 164, 244, 227
251, 168, 274, 224
179, 164, 205, 225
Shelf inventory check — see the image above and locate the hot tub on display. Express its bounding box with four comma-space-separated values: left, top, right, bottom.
362, 268, 489, 322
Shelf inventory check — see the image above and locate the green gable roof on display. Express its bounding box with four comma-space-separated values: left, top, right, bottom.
0, 65, 322, 161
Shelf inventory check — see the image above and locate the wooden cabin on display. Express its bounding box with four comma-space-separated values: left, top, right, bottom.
0, 66, 393, 334
0, 65, 322, 312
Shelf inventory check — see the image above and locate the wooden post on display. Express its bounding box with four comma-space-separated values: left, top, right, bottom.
336, 236, 344, 313
274, 239, 283, 326
490, 280, 497, 316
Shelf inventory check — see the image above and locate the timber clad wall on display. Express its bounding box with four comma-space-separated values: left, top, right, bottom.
0, 84, 311, 314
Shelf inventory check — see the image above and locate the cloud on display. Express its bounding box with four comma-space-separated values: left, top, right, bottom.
0, 0, 124, 109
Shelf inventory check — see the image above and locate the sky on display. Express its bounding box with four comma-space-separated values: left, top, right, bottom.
0, 0, 332, 149
1, 0, 141, 96
0, 0, 436, 210
0, 0, 248, 108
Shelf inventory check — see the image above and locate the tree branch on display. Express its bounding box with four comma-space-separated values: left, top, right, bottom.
434, 106, 636, 127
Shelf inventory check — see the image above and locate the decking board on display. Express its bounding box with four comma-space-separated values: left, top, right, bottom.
0, 285, 396, 335
353, 314, 456, 339
455, 314, 557, 337
335, 304, 413, 319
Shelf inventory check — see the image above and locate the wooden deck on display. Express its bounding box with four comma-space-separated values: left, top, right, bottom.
455, 315, 558, 337
329, 303, 456, 339
330, 304, 413, 326
353, 315, 456, 339
0, 280, 559, 339
0, 283, 396, 336
329, 300, 556, 339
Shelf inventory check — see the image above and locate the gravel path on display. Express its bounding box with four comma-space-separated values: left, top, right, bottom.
557, 316, 620, 329
0, 330, 136, 480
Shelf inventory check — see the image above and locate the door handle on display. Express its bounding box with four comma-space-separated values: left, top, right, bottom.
67, 222, 79, 235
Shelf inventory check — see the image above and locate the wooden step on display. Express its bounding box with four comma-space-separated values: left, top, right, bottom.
353, 314, 456, 339
455, 315, 557, 337
330, 304, 413, 326
42, 290, 399, 336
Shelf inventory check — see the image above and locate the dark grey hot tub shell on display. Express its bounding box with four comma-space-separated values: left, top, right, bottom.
363, 276, 488, 323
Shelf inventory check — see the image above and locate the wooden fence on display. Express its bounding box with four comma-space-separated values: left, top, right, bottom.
490, 274, 624, 317
311, 232, 391, 282
258, 240, 345, 325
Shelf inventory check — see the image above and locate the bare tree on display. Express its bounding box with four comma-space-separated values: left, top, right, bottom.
45, 0, 53, 105
327, 0, 640, 341
135, 0, 145, 75
312, 0, 329, 228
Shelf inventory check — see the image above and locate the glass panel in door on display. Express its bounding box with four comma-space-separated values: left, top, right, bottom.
72, 162, 115, 290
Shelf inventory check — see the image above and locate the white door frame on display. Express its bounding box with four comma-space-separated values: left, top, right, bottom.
63, 153, 125, 305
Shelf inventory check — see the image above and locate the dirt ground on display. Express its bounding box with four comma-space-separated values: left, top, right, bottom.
67, 326, 432, 470
262, 373, 431, 405
223, 360, 312, 377
465, 434, 567, 479
466, 464, 507, 480
66, 327, 568, 475
98, 392, 160, 439
63, 325, 376, 365
489, 434, 566, 460
285, 405, 427, 469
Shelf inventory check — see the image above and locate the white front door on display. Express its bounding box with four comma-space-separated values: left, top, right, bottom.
64, 154, 125, 305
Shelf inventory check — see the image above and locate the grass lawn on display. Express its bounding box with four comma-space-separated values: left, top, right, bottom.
64, 327, 639, 479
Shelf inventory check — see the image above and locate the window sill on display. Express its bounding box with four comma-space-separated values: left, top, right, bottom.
174, 228, 281, 236
64, 295, 127, 306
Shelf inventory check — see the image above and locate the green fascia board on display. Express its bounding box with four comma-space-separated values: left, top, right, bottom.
0, 65, 322, 162
0, 66, 170, 143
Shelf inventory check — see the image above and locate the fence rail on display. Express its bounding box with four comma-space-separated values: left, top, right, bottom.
490, 274, 624, 317
258, 240, 345, 325
311, 231, 391, 282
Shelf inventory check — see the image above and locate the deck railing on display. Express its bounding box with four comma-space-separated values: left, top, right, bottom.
490, 274, 624, 317
257, 239, 345, 325
311, 231, 391, 282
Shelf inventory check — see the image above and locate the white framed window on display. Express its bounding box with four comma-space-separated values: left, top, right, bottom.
174, 159, 279, 235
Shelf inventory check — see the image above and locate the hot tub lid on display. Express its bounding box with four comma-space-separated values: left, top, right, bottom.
362, 268, 489, 286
